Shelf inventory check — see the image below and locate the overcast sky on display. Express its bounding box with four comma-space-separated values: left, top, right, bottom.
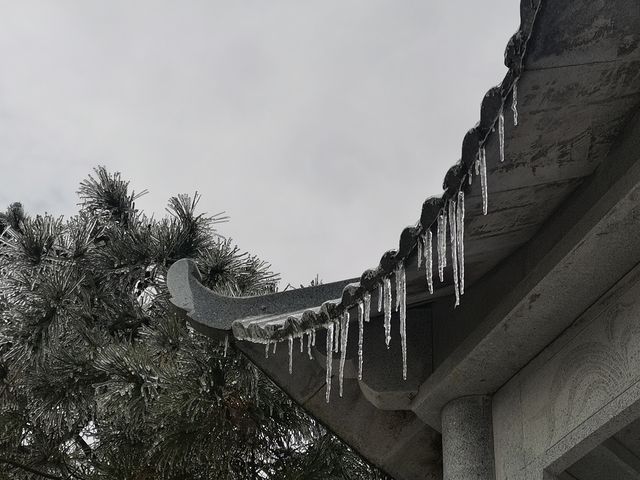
0, 1, 519, 287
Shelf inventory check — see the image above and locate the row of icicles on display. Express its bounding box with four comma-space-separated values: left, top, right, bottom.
237, 80, 520, 402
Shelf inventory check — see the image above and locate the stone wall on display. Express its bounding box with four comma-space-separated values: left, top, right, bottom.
492, 264, 640, 479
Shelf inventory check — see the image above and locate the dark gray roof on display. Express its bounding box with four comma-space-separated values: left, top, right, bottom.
170, 0, 640, 343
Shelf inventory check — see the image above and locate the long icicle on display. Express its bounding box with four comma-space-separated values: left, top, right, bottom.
363, 291, 371, 323
448, 199, 460, 307
325, 323, 334, 402
265, 341, 270, 359
307, 331, 313, 360
499, 106, 505, 163
457, 191, 466, 295
288, 335, 293, 374
395, 265, 402, 312
339, 311, 350, 397
377, 282, 383, 312
333, 318, 340, 353
480, 146, 488, 215
383, 277, 392, 347
300, 333, 305, 353
417, 234, 423, 269
437, 211, 447, 282
425, 230, 434, 294
512, 79, 519, 126
396, 262, 407, 380
357, 301, 364, 380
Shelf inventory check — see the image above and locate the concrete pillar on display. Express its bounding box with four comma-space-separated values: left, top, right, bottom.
441, 395, 495, 480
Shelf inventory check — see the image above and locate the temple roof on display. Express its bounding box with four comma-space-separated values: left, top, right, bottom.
168, 0, 640, 344
167, 1, 640, 478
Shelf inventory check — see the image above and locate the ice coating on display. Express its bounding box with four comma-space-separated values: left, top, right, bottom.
480, 146, 488, 215
512, 79, 519, 126
499, 107, 505, 163
425, 230, 434, 294
457, 191, 466, 295
396, 262, 407, 380
363, 291, 371, 323
357, 301, 364, 380
326, 323, 334, 402
383, 277, 392, 347
288, 335, 293, 374
437, 211, 447, 282
448, 199, 460, 307
339, 311, 350, 397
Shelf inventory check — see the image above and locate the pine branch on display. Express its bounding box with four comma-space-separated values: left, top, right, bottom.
0, 456, 64, 480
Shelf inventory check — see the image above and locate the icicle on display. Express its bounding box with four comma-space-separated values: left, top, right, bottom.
383, 277, 392, 347
396, 262, 407, 380
223, 335, 229, 357
333, 319, 340, 353
512, 79, 519, 126
377, 282, 383, 312
339, 311, 350, 397
300, 333, 304, 353
437, 211, 447, 282
307, 331, 313, 360
448, 199, 460, 307
357, 301, 364, 380
425, 230, 434, 294
363, 291, 371, 323
457, 191, 465, 295
288, 336, 293, 374
480, 146, 488, 215
417, 234, 423, 269
265, 341, 270, 359
499, 107, 505, 163
395, 268, 401, 313
272, 342, 277, 354
325, 324, 334, 402
311, 329, 316, 347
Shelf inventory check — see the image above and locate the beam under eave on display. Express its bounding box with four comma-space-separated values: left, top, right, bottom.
236, 340, 442, 480
411, 107, 640, 431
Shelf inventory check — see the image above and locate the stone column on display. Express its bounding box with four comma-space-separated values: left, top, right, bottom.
441, 395, 495, 480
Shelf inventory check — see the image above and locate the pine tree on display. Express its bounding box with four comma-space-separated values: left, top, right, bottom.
0, 167, 389, 480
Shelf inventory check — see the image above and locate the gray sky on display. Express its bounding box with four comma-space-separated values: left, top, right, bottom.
0, 1, 519, 287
